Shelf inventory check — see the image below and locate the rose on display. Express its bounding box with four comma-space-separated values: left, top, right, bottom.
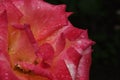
0, 0, 94, 80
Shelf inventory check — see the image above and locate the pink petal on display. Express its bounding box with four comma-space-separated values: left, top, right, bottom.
9, 24, 36, 65
12, 0, 69, 40
38, 43, 54, 67
0, 8, 9, 60
0, 53, 20, 80
66, 47, 81, 66
18, 62, 52, 79
54, 33, 65, 56
0, 9, 7, 52
0, 7, 19, 80
64, 24, 84, 41
65, 47, 81, 80
2, 0, 22, 24
53, 59, 72, 80
0, 0, 95, 80
76, 47, 92, 80
73, 39, 94, 54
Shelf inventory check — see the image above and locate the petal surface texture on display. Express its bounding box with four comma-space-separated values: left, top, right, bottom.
0, 0, 94, 80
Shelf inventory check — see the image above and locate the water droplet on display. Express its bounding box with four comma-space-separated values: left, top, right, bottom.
5, 73, 8, 76
4, 73, 9, 80
5, 77, 8, 80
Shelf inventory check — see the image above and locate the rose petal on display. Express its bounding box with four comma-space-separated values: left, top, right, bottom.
0, 0, 94, 80
0, 53, 20, 80
66, 47, 81, 66
0, 8, 9, 60
8, 24, 36, 66
12, 0, 69, 40
38, 43, 54, 67
65, 47, 81, 80
72, 39, 94, 54
17, 62, 52, 79
76, 47, 92, 80
2, 0, 22, 24
53, 59, 72, 80
64, 24, 84, 41
55, 33, 65, 56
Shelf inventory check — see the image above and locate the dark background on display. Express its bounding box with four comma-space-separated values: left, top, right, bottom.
45, 0, 120, 80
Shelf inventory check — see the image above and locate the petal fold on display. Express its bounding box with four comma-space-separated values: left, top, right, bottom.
0, 53, 20, 80
0, 9, 9, 59
2, 0, 22, 24
12, 0, 68, 40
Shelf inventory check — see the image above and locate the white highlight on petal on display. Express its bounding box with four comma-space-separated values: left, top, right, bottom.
64, 60, 76, 80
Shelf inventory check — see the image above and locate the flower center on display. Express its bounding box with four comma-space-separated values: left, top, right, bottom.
9, 24, 54, 79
